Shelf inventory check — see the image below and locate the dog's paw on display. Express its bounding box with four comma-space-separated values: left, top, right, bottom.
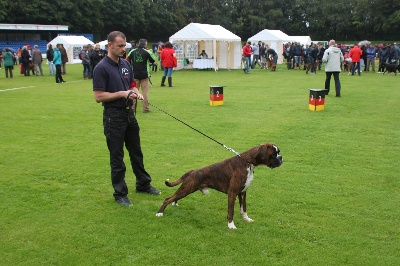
156, 213, 164, 217
242, 212, 254, 222
172, 201, 179, 206
228, 221, 237, 229
200, 188, 209, 194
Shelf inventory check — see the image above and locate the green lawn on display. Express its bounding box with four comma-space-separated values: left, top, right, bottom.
0, 63, 399, 265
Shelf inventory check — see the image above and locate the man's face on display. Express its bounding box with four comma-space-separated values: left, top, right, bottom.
109, 36, 126, 57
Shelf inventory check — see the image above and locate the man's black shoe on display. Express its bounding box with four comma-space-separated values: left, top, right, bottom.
136, 186, 161, 195
115, 197, 132, 206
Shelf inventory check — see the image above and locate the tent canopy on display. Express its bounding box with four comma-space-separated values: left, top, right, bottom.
169, 23, 242, 70
98, 40, 132, 50
170, 23, 241, 42
248, 29, 294, 64
48, 35, 94, 63
249, 29, 294, 42
49, 35, 93, 46
290, 36, 312, 45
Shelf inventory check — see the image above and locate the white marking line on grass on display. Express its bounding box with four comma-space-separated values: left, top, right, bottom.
0, 80, 84, 92
0, 86, 35, 92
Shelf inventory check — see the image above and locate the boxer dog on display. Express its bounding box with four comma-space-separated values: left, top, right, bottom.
156, 143, 283, 229
266, 57, 276, 71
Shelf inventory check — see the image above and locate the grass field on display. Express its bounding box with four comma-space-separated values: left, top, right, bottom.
1, 62, 399, 265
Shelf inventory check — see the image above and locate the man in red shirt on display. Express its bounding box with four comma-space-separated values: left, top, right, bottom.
242, 41, 252, 74
349, 44, 362, 76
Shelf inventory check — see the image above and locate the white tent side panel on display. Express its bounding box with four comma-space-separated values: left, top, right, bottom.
169, 23, 242, 70
290, 36, 312, 45
48, 36, 94, 64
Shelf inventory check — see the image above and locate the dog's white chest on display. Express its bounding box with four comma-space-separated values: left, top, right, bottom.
242, 164, 255, 192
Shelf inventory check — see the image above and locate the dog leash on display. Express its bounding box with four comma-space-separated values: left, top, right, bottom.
127, 92, 250, 163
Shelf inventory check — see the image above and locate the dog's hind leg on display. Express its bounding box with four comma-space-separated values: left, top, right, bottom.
156, 183, 198, 217
238, 192, 254, 223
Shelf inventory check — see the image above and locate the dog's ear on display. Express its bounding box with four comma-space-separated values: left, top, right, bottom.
255, 144, 270, 164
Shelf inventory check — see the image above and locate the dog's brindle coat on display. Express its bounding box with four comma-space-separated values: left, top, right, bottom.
156, 143, 283, 229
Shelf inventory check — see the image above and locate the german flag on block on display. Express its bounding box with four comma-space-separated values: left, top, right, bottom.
308, 89, 326, 111
210, 86, 224, 106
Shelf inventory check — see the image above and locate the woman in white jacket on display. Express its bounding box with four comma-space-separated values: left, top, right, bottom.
323, 40, 344, 97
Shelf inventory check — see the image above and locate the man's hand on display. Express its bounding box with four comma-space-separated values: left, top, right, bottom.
127, 90, 144, 101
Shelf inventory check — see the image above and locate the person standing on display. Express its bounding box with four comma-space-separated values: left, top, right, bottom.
242, 41, 252, 74
366, 43, 376, 72
21, 46, 31, 76
46, 44, 55, 76
32, 45, 44, 76
80, 45, 90, 79
377, 43, 389, 73
251, 43, 261, 69
308, 43, 318, 75
59, 43, 68, 74
322, 39, 344, 97
3, 48, 14, 78
93, 31, 160, 206
89, 44, 103, 75
126, 39, 156, 113
160, 41, 176, 87
388, 43, 399, 65
292, 42, 303, 69
53, 44, 66, 83
349, 44, 362, 76
284, 43, 292, 70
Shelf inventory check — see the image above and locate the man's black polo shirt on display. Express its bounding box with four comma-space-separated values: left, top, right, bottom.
93, 56, 134, 108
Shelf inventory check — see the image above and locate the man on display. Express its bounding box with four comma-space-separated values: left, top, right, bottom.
349, 44, 362, 76
265, 44, 278, 65
366, 43, 376, 72
32, 45, 44, 76
308, 43, 318, 75
292, 42, 303, 69
377, 43, 389, 73
242, 41, 252, 74
388, 43, 399, 65
46, 44, 55, 76
284, 43, 293, 69
316, 43, 325, 70
259, 42, 266, 69
80, 45, 90, 79
59, 44, 68, 74
126, 39, 156, 113
93, 31, 160, 207
322, 39, 344, 97
251, 42, 261, 69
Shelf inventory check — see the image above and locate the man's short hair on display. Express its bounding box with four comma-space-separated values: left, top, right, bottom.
139, 39, 147, 46
329, 39, 336, 46
107, 31, 126, 43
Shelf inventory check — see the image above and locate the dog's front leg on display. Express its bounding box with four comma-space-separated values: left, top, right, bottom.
227, 192, 237, 229
239, 192, 254, 223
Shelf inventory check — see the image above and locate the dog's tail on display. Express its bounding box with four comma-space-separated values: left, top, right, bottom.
165, 170, 194, 187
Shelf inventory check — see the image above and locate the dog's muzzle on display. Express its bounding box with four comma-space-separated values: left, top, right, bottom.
269, 155, 283, 169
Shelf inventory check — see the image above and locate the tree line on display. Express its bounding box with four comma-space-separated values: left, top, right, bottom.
1, 0, 399, 42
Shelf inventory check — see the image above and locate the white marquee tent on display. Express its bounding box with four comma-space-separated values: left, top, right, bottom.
290, 36, 312, 46
169, 23, 242, 70
48, 35, 94, 63
98, 40, 132, 50
248, 29, 294, 64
